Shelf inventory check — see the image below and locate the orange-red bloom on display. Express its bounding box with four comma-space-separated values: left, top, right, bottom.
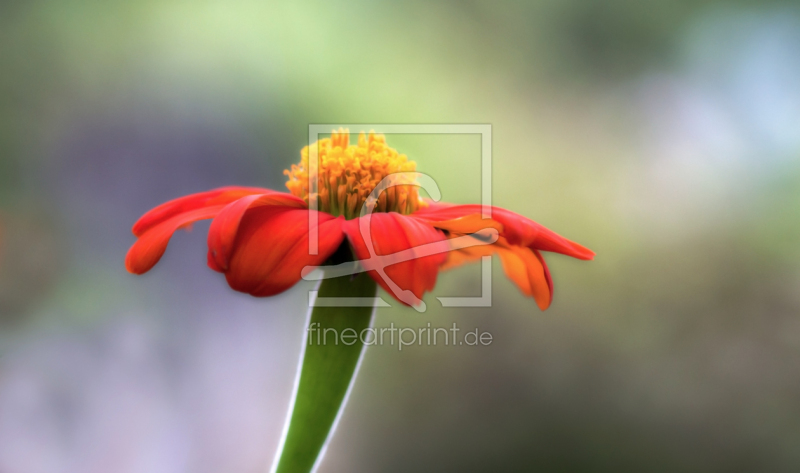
126, 131, 594, 310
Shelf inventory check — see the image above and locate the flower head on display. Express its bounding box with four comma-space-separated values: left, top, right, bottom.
284, 129, 422, 218
126, 131, 594, 310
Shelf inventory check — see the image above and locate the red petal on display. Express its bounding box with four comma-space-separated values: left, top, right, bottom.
343, 214, 448, 305
207, 193, 307, 271
131, 186, 277, 237
414, 204, 594, 260
125, 205, 224, 274
207, 249, 224, 273
225, 208, 344, 297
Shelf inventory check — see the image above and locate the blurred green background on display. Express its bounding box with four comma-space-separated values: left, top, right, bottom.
2, 0, 800, 472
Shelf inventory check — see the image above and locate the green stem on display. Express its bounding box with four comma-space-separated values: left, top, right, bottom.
272, 272, 378, 473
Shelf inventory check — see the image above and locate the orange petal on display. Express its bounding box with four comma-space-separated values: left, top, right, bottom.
343, 214, 448, 305
439, 235, 553, 310
414, 204, 594, 260
425, 214, 504, 234
132, 186, 276, 237
438, 239, 496, 272
207, 193, 308, 271
125, 205, 225, 274
495, 244, 551, 310
225, 208, 344, 297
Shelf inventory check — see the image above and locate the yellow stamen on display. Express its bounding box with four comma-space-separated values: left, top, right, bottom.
284, 129, 425, 219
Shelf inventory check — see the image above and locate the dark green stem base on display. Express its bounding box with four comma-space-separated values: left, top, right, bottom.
273, 272, 378, 473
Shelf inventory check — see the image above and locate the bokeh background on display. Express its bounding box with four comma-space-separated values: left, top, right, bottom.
1, 1, 800, 472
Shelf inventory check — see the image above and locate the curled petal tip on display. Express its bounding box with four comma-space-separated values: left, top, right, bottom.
124, 253, 142, 275
126, 206, 226, 276
537, 300, 551, 311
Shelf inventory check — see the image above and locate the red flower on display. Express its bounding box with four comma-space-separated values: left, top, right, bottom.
126, 131, 593, 310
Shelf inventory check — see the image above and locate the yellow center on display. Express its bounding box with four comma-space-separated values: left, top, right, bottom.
284, 129, 424, 219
